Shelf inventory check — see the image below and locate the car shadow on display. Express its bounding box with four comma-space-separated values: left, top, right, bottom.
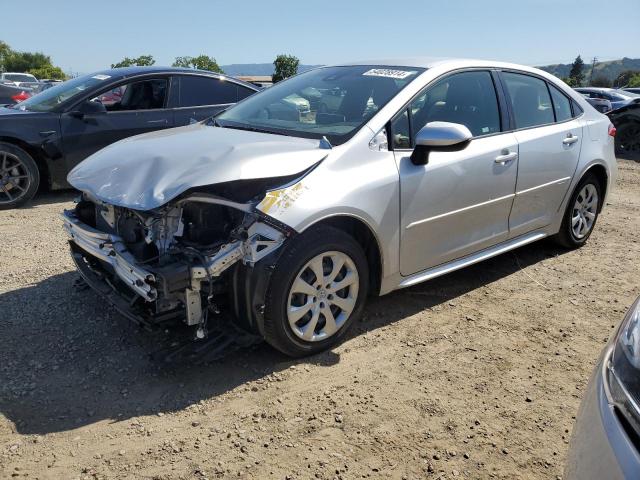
0, 239, 567, 435
19, 189, 77, 209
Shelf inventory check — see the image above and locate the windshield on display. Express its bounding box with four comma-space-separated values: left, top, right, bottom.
13, 73, 113, 112
217, 65, 424, 145
4, 74, 36, 82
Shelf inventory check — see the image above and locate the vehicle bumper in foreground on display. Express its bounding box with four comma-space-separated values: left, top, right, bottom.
62, 209, 158, 301
565, 348, 640, 479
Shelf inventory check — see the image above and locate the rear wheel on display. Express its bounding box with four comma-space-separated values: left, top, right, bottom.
0, 142, 40, 210
263, 226, 369, 357
553, 173, 602, 248
615, 121, 640, 159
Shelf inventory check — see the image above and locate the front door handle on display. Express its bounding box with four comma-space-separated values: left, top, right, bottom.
147, 119, 168, 125
563, 134, 579, 145
494, 151, 518, 164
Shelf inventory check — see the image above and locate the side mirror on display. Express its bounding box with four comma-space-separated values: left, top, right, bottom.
411, 121, 472, 165
68, 100, 107, 119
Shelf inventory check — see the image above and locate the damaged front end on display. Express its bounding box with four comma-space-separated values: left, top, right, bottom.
62, 188, 293, 340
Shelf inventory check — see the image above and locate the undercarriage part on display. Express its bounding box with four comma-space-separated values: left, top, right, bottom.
149, 317, 263, 364
64, 192, 291, 342
71, 257, 262, 364
185, 285, 203, 326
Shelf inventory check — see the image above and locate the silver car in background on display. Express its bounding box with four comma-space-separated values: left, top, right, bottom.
565, 296, 640, 479
62, 58, 617, 357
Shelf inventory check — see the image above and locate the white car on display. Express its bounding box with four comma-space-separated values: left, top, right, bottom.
63, 58, 617, 357
0, 72, 39, 87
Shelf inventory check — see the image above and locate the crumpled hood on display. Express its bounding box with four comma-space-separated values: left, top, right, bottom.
67, 123, 327, 210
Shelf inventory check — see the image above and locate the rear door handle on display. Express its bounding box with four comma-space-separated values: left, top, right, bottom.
563, 134, 579, 145
494, 151, 518, 164
147, 119, 168, 124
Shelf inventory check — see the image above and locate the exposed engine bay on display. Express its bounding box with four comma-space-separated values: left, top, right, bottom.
62, 190, 293, 340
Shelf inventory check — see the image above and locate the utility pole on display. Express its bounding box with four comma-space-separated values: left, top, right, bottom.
589, 57, 597, 85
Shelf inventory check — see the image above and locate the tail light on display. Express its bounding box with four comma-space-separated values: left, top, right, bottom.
608, 124, 617, 137
11, 91, 31, 103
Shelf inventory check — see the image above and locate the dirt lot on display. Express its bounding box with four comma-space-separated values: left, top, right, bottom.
1, 160, 639, 480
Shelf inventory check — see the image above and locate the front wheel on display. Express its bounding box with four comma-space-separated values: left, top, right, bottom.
0, 142, 40, 210
553, 173, 602, 248
263, 225, 369, 357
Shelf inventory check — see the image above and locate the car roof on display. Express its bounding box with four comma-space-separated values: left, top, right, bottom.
328, 57, 573, 84
88, 66, 258, 90
335, 57, 547, 72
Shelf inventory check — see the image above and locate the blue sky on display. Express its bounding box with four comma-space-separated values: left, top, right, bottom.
4, 0, 640, 74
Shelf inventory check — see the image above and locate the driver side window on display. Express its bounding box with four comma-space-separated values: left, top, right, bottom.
92, 79, 168, 112
390, 70, 501, 149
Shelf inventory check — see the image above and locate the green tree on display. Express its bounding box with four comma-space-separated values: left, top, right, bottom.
172, 55, 223, 73
0, 41, 65, 79
568, 55, 585, 86
562, 77, 578, 87
172, 56, 192, 68
28, 65, 66, 80
272, 54, 299, 83
0, 40, 11, 72
591, 76, 612, 88
111, 55, 155, 68
629, 74, 640, 88
4, 51, 52, 73
614, 70, 640, 87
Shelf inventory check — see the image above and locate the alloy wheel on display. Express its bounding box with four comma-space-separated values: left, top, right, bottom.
619, 123, 640, 154
571, 184, 598, 239
287, 251, 359, 342
0, 150, 31, 206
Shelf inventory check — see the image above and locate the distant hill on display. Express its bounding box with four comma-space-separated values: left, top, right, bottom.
221, 63, 323, 76
537, 57, 640, 83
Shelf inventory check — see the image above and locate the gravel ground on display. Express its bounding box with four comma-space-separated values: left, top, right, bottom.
1, 160, 639, 480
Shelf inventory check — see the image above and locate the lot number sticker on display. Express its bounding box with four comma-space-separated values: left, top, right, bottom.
363, 69, 417, 79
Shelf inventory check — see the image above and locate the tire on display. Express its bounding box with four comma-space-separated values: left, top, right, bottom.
263, 225, 369, 357
0, 142, 40, 210
553, 173, 602, 249
615, 121, 640, 159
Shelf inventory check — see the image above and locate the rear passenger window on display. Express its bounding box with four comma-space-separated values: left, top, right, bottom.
548, 85, 572, 122
502, 72, 554, 129
179, 76, 238, 107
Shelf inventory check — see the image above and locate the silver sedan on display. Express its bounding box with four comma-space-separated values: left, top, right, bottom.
63, 58, 618, 357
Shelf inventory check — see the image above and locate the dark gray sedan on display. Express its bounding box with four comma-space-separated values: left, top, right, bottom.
565, 296, 640, 479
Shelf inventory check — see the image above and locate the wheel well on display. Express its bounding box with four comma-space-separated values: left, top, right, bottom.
583, 164, 608, 212
313, 216, 382, 296
0, 136, 50, 190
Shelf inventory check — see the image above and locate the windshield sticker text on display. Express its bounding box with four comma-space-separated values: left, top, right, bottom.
363, 69, 417, 79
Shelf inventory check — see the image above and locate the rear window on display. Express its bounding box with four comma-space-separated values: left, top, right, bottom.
3, 73, 36, 82
179, 75, 239, 107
